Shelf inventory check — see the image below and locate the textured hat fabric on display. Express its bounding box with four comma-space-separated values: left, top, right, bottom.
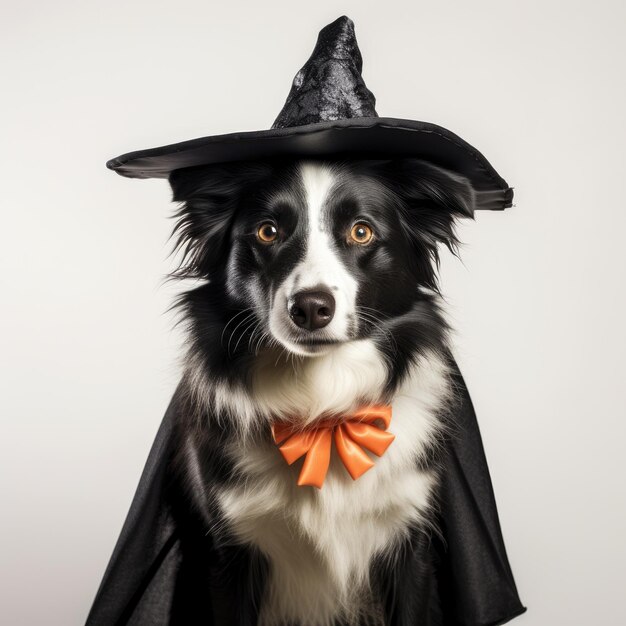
271, 16, 378, 128
106, 16, 513, 211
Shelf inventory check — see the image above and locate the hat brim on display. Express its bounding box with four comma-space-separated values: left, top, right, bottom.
106, 117, 513, 211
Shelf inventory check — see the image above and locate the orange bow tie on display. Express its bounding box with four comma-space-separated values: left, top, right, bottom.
271, 405, 394, 488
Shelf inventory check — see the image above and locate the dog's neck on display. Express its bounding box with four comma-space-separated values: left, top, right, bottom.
182, 337, 393, 435
251, 339, 390, 424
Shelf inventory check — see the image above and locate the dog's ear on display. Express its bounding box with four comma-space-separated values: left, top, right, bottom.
168, 162, 272, 279
378, 158, 475, 267
366, 158, 476, 289
385, 157, 475, 242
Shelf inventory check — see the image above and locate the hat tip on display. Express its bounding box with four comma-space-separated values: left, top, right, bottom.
271, 13, 376, 129
335, 15, 354, 25
325, 15, 355, 33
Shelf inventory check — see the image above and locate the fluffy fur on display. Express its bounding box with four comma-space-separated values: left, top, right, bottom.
167, 157, 475, 625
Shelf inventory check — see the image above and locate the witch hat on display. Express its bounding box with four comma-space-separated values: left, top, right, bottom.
107, 16, 512, 211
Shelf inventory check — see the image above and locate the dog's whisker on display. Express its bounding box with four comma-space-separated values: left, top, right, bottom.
221, 307, 254, 348
257, 329, 273, 356
355, 309, 399, 356
290, 351, 299, 380
254, 331, 269, 356
251, 331, 260, 355
232, 317, 258, 355
247, 321, 262, 354
356, 305, 390, 323
356, 304, 391, 319
355, 310, 387, 330
257, 327, 274, 356
249, 324, 268, 357
226, 312, 256, 356
355, 306, 389, 326
226, 311, 255, 347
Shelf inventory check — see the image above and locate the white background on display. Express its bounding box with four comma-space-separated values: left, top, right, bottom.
1, 1, 625, 624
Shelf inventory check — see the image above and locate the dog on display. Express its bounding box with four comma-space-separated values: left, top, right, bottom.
167, 157, 475, 626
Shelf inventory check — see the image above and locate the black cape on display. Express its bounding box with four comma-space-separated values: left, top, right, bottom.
86, 365, 526, 626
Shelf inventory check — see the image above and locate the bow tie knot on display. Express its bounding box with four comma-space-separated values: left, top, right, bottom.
271, 405, 394, 488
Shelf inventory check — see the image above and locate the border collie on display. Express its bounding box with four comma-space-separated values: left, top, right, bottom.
168, 157, 474, 626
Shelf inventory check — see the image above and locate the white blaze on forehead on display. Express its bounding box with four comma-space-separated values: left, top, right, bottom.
300, 161, 336, 232
292, 162, 337, 292
293, 162, 357, 293
268, 161, 360, 352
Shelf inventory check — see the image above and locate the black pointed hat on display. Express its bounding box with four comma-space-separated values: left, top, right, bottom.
107, 16, 512, 210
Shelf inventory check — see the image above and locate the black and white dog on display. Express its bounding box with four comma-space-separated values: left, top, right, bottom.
168, 157, 474, 626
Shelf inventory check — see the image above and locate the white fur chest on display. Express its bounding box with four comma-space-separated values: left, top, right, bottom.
214, 346, 450, 626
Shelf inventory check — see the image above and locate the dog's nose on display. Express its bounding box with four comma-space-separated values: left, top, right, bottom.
288, 290, 335, 331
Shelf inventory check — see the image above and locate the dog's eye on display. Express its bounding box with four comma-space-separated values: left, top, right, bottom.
349, 222, 374, 245
257, 222, 278, 243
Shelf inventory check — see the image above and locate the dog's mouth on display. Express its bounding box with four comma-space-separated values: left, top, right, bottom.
275, 332, 346, 356
292, 338, 343, 346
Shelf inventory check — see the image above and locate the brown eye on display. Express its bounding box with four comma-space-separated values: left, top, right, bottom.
349, 222, 374, 245
257, 222, 278, 243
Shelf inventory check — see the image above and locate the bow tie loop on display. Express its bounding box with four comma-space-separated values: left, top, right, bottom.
271, 405, 394, 488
